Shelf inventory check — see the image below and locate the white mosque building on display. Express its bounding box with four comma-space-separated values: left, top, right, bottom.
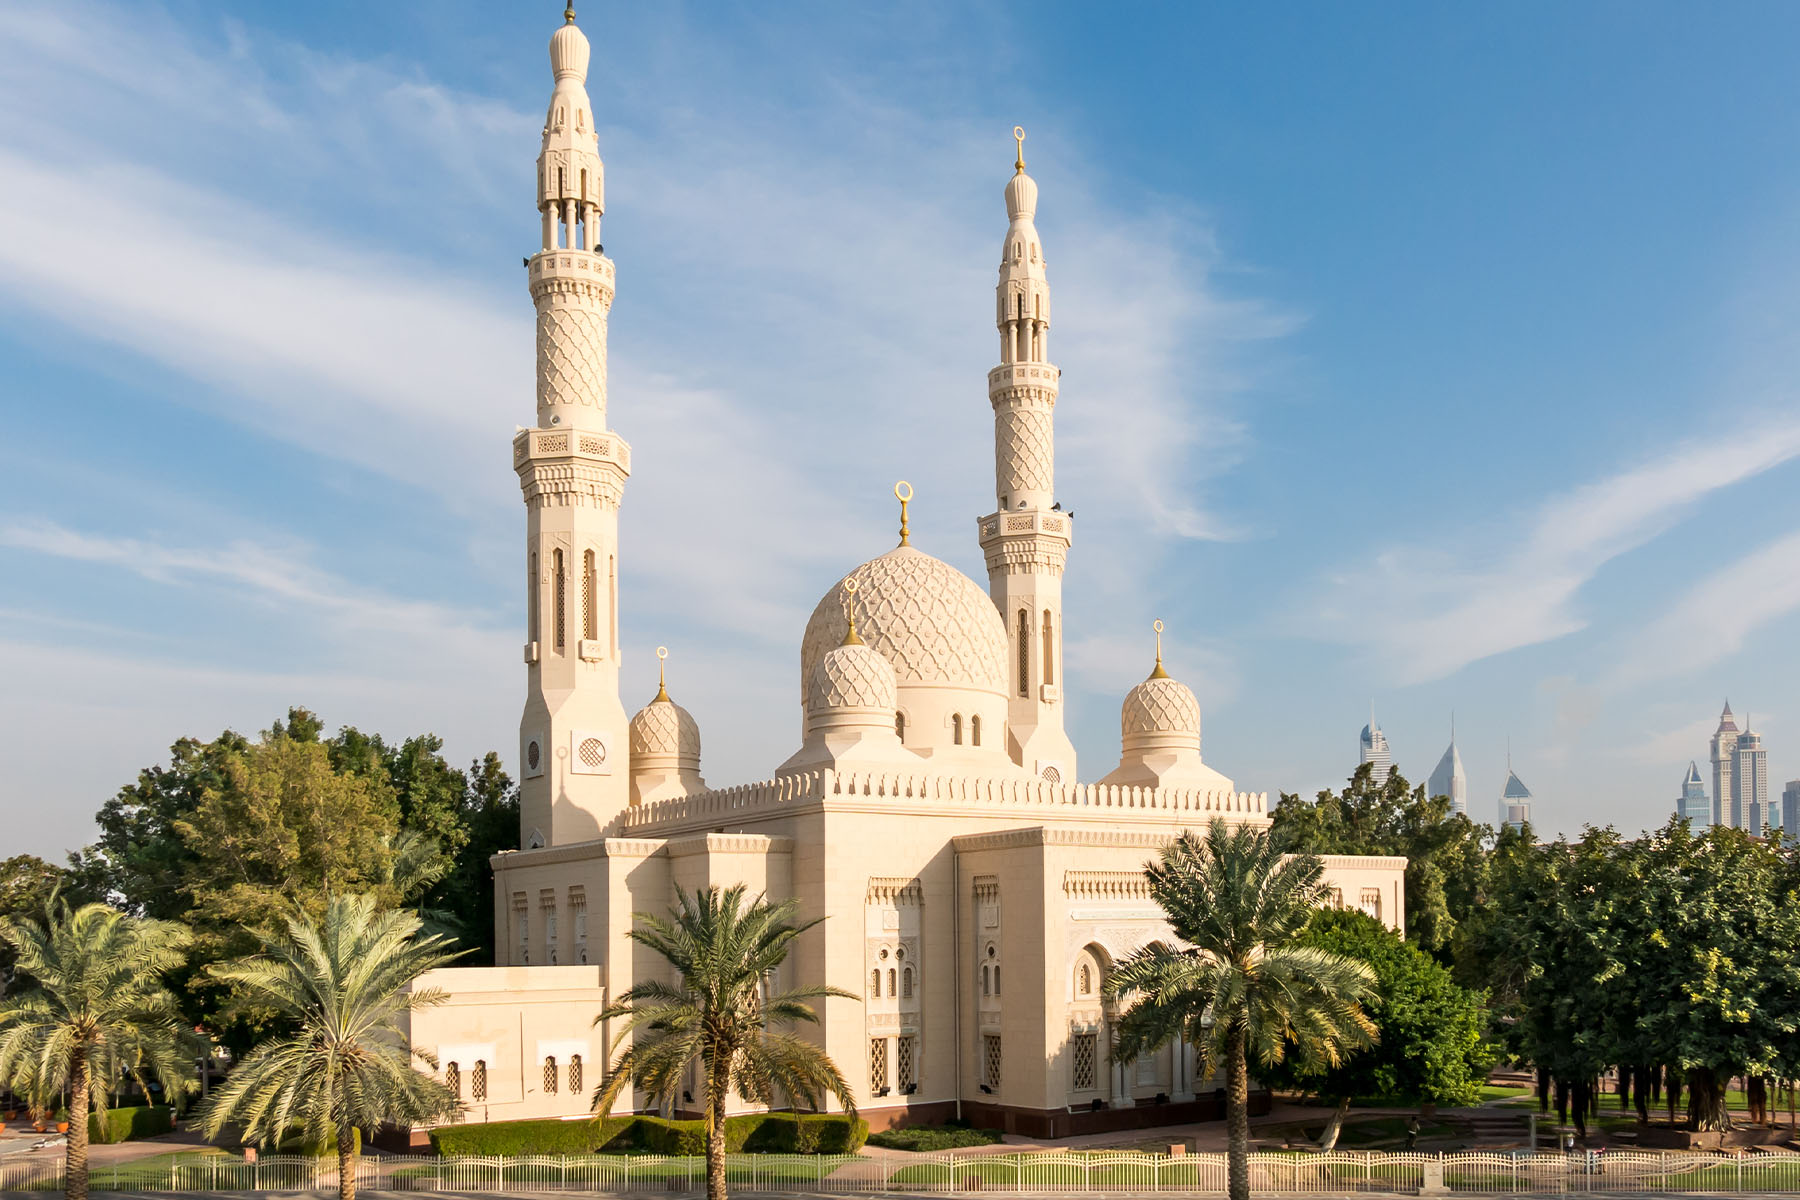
402, 8, 1406, 1141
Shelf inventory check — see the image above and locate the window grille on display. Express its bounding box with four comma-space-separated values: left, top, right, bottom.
553, 549, 566, 650
569, 1055, 582, 1094
1043, 610, 1054, 685
529, 552, 540, 643
1078, 963, 1092, 996
446, 1061, 461, 1098
902, 966, 914, 999
583, 550, 597, 640
897, 1035, 916, 1090
544, 1056, 559, 1094
887, 968, 896, 997
870, 1038, 888, 1092
870, 968, 881, 997
1071, 1033, 1097, 1091
983, 1034, 1002, 1089
1017, 610, 1030, 696
472, 1060, 488, 1102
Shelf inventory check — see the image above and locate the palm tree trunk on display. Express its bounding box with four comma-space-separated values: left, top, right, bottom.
706, 1075, 728, 1200
1225, 1024, 1250, 1200
1318, 1095, 1351, 1151
65, 1052, 89, 1200
337, 1124, 356, 1200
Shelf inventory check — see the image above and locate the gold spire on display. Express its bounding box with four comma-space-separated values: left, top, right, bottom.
653, 645, 670, 702
840, 579, 864, 646
894, 480, 913, 547
1148, 618, 1170, 680
564, 2, 577, 23
1013, 125, 1026, 174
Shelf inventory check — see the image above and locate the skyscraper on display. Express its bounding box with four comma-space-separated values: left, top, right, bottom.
1710, 701, 1740, 828
1359, 716, 1393, 787
1500, 762, 1533, 832
1678, 761, 1709, 828
1429, 723, 1468, 816
1733, 723, 1768, 836
1782, 781, 1800, 840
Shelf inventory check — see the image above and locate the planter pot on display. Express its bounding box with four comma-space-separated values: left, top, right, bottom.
56, 1122, 69, 1134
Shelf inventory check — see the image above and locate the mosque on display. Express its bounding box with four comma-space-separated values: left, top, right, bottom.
402, 8, 1406, 1140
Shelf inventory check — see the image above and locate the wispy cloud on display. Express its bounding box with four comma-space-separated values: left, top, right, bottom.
1613, 528, 1800, 686
1306, 421, 1800, 683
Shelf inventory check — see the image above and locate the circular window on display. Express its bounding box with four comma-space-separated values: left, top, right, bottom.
527, 741, 541, 770
578, 737, 606, 768
1041, 765, 1061, 783
879, 948, 889, 960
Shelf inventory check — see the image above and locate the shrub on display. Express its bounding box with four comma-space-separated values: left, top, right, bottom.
427, 1112, 866, 1156
867, 1123, 1003, 1152
275, 1127, 361, 1156
88, 1105, 174, 1145
429, 1117, 633, 1156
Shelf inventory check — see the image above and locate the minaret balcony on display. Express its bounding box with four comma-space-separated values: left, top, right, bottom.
529, 248, 615, 291
513, 426, 632, 475
977, 509, 1073, 560
987, 362, 1060, 391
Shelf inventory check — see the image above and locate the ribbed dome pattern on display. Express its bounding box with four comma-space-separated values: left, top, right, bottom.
1121, 676, 1201, 743
800, 546, 1008, 700
549, 21, 590, 80
629, 698, 700, 762
1005, 171, 1038, 222
808, 643, 898, 712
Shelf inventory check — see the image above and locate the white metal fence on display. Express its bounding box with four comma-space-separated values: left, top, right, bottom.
2, 1149, 1799, 1193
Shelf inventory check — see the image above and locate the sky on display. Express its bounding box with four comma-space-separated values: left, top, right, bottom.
5, 1, 1800, 859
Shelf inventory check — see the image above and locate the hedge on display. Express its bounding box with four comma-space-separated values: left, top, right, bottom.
88, 1105, 174, 1145
428, 1113, 866, 1156
274, 1127, 361, 1156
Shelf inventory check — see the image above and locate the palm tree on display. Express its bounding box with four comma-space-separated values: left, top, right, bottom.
199, 895, 460, 1200
1105, 819, 1378, 1200
592, 885, 856, 1200
0, 901, 196, 1200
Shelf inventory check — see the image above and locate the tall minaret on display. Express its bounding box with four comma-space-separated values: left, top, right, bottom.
515, 5, 631, 848
977, 128, 1077, 781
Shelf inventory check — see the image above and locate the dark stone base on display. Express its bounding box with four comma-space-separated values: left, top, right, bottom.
1634, 1122, 1794, 1150
952, 1092, 1271, 1141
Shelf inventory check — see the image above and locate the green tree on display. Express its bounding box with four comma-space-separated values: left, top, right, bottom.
0, 902, 196, 1200
1272, 763, 1490, 954
1104, 819, 1376, 1200
1263, 909, 1495, 1148
592, 886, 856, 1200
200, 895, 460, 1200
0, 858, 102, 991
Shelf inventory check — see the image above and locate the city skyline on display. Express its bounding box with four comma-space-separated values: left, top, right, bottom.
8, 2, 1800, 857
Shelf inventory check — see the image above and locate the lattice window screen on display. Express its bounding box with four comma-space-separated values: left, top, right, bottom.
583, 550, 597, 640
983, 1034, 1002, 1088
446, 1062, 461, 1099
569, 1055, 583, 1095
869, 1038, 888, 1092
1071, 1033, 1097, 1091
897, 1036, 915, 1090
544, 1056, 559, 1094
472, 1061, 488, 1102
553, 549, 566, 650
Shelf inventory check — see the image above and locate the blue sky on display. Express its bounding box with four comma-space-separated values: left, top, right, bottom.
5, 1, 1800, 857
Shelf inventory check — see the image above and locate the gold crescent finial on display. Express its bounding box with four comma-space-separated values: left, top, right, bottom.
840, 578, 864, 646
654, 645, 670, 702
1013, 126, 1026, 174
894, 480, 913, 547
1149, 619, 1169, 680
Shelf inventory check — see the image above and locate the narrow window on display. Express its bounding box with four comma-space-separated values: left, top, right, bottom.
952, 714, 962, 745
1042, 610, 1054, 686
553, 549, 566, 651
902, 966, 914, 999
984, 1035, 1002, 1088
981, 965, 990, 997
971, 715, 982, 747
896, 712, 906, 742
870, 1038, 889, 1093
887, 968, 897, 997
871, 969, 882, 997
1017, 610, 1030, 697
544, 1056, 559, 1094
608, 555, 617, 655
995, 965, 1001, 995
1072, 1034, 1096, 1091
897, 1036, 916, 1090
1078, 963, 1092, 995
472, 1060, 488, 1103
569, 1055, 583, 1095
446, 1062, 461, 1099
529, 552, 540, 644
583, 550, 597, 641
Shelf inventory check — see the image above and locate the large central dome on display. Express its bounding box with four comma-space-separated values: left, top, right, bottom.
800, 546, 1008, 701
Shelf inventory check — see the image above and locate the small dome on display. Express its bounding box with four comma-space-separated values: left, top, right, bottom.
1005, 169, 1038, 223
549, 16, 590, 81
808, 642, 898, 713
1121, 675, 1201, 748
629, 696, 700, 765
800, 546, 1008, 700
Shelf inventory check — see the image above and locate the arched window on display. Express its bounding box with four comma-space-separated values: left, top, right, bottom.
902, 966, 914, 998
472, 1060, 488, 1102
544, 1056, 559, 1094
871, 968, 881, 997
995, 965, 1001, 995
981, 965, 990, 997
529, 552, 540, 644
971, 715, 982, 746
583, 550, 597, 641
887, 968, 897, 997
1017, 610, 1030, 697
446, 1061, 461, 1098
553, 550, 566, 651
569, 1055, 583, 1094
952, 714, 962, 745
1042, 610, 1054, 686
1078, 964, 1092, 996
607, 555, 617, 654
895, 712, 905, 742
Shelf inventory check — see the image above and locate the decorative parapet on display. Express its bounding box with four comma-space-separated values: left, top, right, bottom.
616, 765, 1267, 837
1063, 870, 1153, 901
866, 877, 923, 906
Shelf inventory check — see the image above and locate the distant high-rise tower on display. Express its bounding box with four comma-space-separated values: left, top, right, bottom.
1429, 721, 1468, 816
1733, 723, 1768, 835
1781, 780, 1800, 840
1500, 759, 1533, 832
1710, 701, 1740, 828
1360, 717, 1393, 787
1678, 761, 1709, 828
